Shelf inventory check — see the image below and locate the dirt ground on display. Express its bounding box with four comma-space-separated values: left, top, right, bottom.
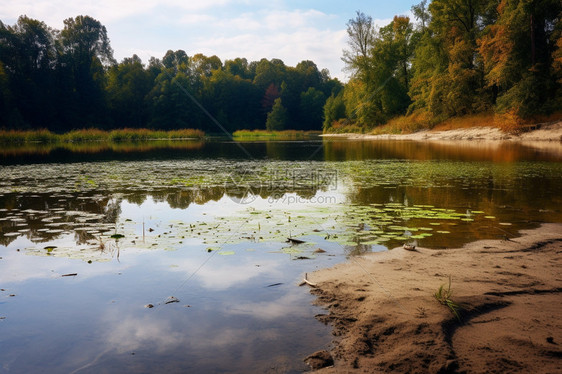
305, 224, 562, 373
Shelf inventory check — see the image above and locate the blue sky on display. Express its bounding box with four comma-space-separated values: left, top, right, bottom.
2, 0, 419, 80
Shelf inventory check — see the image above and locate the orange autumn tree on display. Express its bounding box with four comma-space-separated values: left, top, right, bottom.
478, 0, 561, 118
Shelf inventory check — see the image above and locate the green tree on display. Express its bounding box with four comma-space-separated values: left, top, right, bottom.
266, 98, 287, 131
300, 87, 326, 130
342, 11, 376, 78
162, 49, 188, 70
147, 50, 204, 130
191, 53, 222, 78
224, 57, 252, 79
203, 69, 262, 131
341, 14, 416, 127
323, 92, 346, 131
412, 0, 431, 31
58, 15, 115, 128
106, 55, 153, 128
408, 0, 492, 119
0, 16, 57, 128
253, 58, 287, 89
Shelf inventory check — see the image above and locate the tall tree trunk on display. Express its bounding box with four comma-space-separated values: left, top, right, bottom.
530, 15, 536, 67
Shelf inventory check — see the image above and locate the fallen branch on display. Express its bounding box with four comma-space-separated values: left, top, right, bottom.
299, 273, 317, 287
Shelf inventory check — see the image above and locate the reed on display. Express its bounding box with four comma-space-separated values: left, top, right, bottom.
232, 129, 321, 139
62, 129, 108, 142
0, 128, 205, 144
0, 129, 59, 143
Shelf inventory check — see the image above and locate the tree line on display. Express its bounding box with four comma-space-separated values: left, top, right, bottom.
0, 15, 343, 133
324, 0, 562, 132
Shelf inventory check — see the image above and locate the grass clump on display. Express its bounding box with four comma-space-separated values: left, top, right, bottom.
434, 275, 462, 321
232, 129, 321, 139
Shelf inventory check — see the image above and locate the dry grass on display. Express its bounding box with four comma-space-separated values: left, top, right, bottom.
370, 111, 435, 135
369, 110, 562, 136
432, 112, 497, 131
0, 128, 205, 144
494, 111, 562, 134
232, 129, 321, 139
324, 120, 367, 134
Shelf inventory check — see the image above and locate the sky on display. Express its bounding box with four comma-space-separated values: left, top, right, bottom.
1, 0, 419, 81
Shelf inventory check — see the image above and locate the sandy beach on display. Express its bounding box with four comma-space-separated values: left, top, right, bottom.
322, 121, 562, 143
304, 224, 562, 373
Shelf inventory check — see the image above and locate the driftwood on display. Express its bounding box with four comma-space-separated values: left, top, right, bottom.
287, 237, 306, 244
299, 273, 317, 287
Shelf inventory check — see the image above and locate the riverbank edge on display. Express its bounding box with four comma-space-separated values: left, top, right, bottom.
304, 223, 562, 373
321, 121, 562, 143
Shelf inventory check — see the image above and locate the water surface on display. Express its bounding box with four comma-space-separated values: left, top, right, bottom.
1, 138, 561, 373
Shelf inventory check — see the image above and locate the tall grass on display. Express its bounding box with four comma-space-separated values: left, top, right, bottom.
0, 139, 205, 157
324, 120, 367, 134
62, 129, 108, 142
0, 129, 60, 143
0, 128, 205, 144
368, 110, 562, 135
232, 129, 321, 139
370, 111, 437, 135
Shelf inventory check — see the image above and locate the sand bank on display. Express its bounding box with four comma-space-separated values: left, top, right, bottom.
305, 224, 562, 373
322, 121, 562, 142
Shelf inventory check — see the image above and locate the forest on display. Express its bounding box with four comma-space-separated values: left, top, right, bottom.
1, 0, 561, 134
325, 0, 562, 133
0, 15, 342, 133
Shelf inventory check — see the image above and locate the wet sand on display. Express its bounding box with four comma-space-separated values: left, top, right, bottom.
305, 224, 562, 373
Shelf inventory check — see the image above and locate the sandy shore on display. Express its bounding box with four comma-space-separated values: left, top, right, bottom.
322, 121, 562, 142
304, 224, 562, 373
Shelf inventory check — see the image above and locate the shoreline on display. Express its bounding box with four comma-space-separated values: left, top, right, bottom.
321, 121, 562, 143
304, 224, 562, 373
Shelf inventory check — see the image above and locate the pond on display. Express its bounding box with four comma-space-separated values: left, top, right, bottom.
1, 138, 561, 373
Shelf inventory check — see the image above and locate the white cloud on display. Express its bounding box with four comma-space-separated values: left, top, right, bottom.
167, 255, 283, 290
228, 290, 314, 320
178, 13, 217, 25
103, 312, 186, 353
193, 28, 348, 79
0, 235, 129, 284
1, 0, 353, 80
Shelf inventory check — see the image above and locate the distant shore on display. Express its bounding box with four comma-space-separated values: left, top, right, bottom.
304, 224, 562, 373
322, 121, 562, 143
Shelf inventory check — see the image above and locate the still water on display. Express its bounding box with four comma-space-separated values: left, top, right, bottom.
1, 138, 561, 373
